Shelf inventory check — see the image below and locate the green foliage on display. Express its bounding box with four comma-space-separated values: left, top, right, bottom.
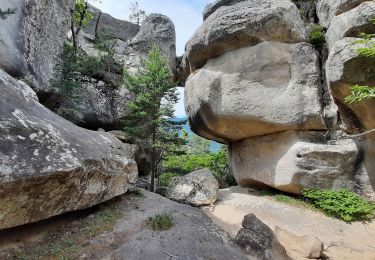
73, 0, 94, 28
146, 213, 174, 231
273, 194, 319, 212
83, 206, 122, 236
346, 17, 375, 103
344, 85, 375, 104
185, 134, 211, 155
123, 46, 185, 190
308, 24, 326, 50
302, 188, 375, 222
128, 187, 144, 197
0, 7, 16, 20
158, 172, 179, 186
162, 146, 236, 186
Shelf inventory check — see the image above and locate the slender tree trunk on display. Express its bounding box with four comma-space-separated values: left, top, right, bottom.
150, 130, 156, 192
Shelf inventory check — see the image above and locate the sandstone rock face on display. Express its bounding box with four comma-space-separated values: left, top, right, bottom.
185, 42, 326, 142
183, 0, 375, 197
235, 214, 290, 260
58, 12, 176, 130
326, 38, 375, 132
230, 131, 359, 194
0, 70, 138, 230
317, 0, 370, 28
0, 0, 74, 90
275, 227, 323, 259
326, 2, 375, 50
128, 14, 176, 73
166, 169, 219, 206
57, 80, 132, 130
184, 0, 306, 72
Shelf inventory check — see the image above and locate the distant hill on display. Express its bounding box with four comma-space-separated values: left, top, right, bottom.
174, 117, 221, 152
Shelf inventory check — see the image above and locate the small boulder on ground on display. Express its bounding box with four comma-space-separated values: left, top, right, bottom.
165, 168, 219, 206
235, 214, 290, 260
275, 226, 324, 259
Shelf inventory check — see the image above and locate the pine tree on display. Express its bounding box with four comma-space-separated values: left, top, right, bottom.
70, 0, 94, 53
123, 46, 185, 192
129, 1, 146, 26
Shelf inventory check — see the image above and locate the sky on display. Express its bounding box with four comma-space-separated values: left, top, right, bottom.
91, 0, 213, 118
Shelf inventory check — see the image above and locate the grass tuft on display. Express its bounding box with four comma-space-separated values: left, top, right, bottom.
146, 213, 174, 231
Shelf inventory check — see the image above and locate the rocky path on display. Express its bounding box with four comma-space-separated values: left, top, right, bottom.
0, 190, 248, 260
204, 187, 375, 260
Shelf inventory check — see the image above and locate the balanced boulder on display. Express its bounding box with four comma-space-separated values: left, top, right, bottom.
185, 42, 325, 143
184, 0, 306, 72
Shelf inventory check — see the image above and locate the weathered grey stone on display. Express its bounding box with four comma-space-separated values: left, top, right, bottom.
97, 13, 139, 42
229, 131, 359, 194
326, 2, 375, 50
185, 42, 326, 143
57, 79, 132, 130
317, 0, 371, 28
203, 0, 247, 20
166, 169, 219, 206
0, 70, 138, 230
326, 37, 375, 132
0, 191, 249, 259
235, 214, 290, 260
61, 13, 176, 129
275, 226, 323, 259
0, 0, 74, 90
185, 0, 306, 72
128, 13, 176, 73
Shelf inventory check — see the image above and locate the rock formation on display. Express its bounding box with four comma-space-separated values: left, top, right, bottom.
0, 69, 138, 229
166, 168, 219, 206
183, 0, 375, 198
57, 7, 177, 130
0, 0, 74, 90
235, 214, 290, 260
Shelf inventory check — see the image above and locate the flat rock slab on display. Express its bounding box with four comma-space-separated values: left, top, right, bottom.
0, 191, 248, 260
204, 187, 375, 260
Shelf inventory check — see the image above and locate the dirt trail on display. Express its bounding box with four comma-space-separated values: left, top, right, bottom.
203, 186, 375, 260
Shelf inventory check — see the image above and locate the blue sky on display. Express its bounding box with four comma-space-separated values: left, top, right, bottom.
91, 0, 213, 117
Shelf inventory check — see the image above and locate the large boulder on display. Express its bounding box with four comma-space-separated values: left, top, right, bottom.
184, 0, 307, 72
166, 169, 219, 206
128, 14, 176, 73
185, 42, 326, 143
235, 214, 290, 260
326, 2, 375, 50
0, 69, 138, 230
326, 38, 375, 132
317, 0, 370, 28
229, 131, 359, 194
0, 0, 74, 90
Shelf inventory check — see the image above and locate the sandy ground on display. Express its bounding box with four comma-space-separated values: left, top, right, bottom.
203, 186, 375, 260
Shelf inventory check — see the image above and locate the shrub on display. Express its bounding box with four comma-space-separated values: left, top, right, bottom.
163, 148, 237, 186
308, 24, 326, 50
302, 188, 375, 222
146, 213, 174, 231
